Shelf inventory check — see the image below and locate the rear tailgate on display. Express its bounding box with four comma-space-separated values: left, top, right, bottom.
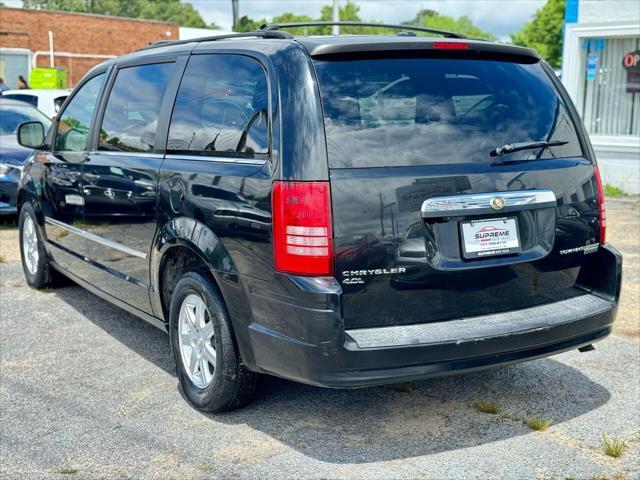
313, 50, 604, 330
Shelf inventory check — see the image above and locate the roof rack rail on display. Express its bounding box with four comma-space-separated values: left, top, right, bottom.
260, 21, 465, 39
138, 30, 293, 51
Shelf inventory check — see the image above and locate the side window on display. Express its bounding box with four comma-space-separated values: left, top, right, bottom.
167, 55, 269, 158
54, 74, 105, 152
3, 94, 38, 107
98, 63, 173, 152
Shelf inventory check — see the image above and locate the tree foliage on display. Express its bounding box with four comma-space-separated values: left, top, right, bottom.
21, 0, 217, 29
233, 1, 493, 39
406, 9, 496, 40
511, 0, 565, 67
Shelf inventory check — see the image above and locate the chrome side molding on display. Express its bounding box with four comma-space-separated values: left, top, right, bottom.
421, 190, 556, 218
44, 216, 148, 259
164, 153, 268, 166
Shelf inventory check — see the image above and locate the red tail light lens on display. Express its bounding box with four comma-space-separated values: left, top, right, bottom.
594, 165, 606, 244
433, 41, 470, 50
272, 181, 333, 276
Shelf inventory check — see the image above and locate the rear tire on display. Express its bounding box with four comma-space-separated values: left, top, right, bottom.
19, 203, 54, 289
169, 271, 257, 412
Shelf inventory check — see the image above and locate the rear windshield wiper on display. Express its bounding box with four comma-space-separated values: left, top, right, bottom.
490, 140, 569, 158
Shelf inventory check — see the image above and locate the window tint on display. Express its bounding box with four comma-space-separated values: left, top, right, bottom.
55, 74, 105, 152
168, 55, 269, 158
314, 58, 583, 168
99, 63, 173, 152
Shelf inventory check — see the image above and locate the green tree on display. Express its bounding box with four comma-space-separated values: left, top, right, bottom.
22, 0, 87, 11
407, 9, 496, 40
233, 14, 265, 32
232, 1, 494, 38
270, 12, 314, 35
22, 0, 212, 28
511, 0, 565, 67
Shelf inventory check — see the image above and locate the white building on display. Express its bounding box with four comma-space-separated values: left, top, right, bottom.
562, 0, 640, 194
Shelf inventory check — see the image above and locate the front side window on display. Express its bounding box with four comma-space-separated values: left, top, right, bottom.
167, 54, 269, 158
54, 73, 104, 152
99, 63, 174, 152
314, 57, 583, 168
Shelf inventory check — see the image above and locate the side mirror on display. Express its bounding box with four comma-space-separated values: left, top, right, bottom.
17, 121, 46, 149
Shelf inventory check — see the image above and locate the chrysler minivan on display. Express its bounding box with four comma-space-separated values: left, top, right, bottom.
16, 23, 622, 412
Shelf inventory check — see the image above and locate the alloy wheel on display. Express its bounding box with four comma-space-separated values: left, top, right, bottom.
178, 293, 216, 388
22, 215, 39, 275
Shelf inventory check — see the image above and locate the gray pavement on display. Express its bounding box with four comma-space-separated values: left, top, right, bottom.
1, 209, 639, 479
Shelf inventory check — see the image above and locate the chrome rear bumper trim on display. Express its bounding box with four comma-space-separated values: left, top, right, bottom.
345, 294, 613, 350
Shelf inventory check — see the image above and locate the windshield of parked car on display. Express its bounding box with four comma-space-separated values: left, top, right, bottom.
314, 57, 583, 168
0, 104, 52, 135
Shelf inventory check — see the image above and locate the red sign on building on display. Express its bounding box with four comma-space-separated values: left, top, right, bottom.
623, 49, 640, 93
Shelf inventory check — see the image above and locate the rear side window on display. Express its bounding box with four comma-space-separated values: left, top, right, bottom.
314, 57, 583, 168
2, 94, 38, 107
98, 62, 173, 152
167, 54, 269, 158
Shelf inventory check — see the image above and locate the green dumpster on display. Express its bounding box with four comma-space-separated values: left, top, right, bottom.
29, 68, 68, 89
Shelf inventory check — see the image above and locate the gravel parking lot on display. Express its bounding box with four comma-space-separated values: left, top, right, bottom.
1, 197, 638, 480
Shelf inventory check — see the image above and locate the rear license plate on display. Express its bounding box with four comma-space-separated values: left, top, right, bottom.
460, 217, 521, 259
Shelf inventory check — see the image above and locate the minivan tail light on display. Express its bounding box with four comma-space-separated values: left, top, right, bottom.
272, 181, 333, 276
433, 41, 470, 50
594, 165, 606, 244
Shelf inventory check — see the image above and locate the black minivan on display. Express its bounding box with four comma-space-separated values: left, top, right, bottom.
16, 24, 622, 412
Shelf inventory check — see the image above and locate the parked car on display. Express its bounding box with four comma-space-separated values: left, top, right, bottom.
0, 98, 52, 215
1, 89, 70, 118
15, 23, 622, 412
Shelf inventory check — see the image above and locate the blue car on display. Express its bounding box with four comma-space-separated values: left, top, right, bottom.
0, 98, 52, 215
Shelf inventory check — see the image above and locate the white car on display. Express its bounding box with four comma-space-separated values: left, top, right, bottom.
1, 89, 70, 118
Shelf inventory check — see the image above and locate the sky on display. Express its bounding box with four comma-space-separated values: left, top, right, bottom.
189, 0, 547, 40
3, 0, 548, 41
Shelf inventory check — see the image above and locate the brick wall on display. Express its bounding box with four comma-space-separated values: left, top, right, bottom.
0, 7, 179, 85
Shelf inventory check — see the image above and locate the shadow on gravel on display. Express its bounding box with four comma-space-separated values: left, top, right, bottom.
52, 284, 175, 375
210, 363, 609, 463
54, 283, 610, 464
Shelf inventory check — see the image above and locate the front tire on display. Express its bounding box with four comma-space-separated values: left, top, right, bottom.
169, 271, 257, 412
19, 203, 54, 289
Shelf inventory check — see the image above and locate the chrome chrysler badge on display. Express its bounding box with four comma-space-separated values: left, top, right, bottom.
490, 196, 505, 210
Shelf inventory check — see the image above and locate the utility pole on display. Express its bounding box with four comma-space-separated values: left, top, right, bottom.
332, 0, 339, 35
232, 0, 239, 31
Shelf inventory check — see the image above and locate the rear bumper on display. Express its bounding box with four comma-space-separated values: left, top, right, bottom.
239, 245, 622, 388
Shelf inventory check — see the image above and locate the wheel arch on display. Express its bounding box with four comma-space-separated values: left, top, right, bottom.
150, 217, 257, 368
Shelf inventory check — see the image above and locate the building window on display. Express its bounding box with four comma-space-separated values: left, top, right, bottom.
576, 36, 640, 136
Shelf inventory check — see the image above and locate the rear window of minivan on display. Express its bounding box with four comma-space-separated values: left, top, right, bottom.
313, 57, 583, 168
